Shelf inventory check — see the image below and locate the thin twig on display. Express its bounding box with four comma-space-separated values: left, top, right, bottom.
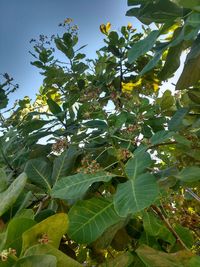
35, 195, 50, 215
148, 141, 177, 150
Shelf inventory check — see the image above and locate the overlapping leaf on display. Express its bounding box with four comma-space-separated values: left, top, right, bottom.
25, 159, 52, 192
51, 171, 114, 200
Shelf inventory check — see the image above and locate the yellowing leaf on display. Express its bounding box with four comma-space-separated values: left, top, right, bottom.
121, 79, 142, 93
100, 22, 111, 35
106, 22, 111, 33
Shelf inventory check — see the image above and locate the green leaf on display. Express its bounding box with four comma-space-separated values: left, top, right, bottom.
20, 119, 49, 135
128, 30, 160, 64
175, 166, 200, 182
150, 130, 174, 145
189, 256, 200, 267
125, 152, 152, 180
142, 212, 175, 245
0, 173, 27, 216
172, 0, 200, 10
25, 159, 52, 192
83, 120, 107, 130
0, 218, 36, 255
176, 36, 200, 90
159, 41, 185, 80
99, 252, 134, 267
126, 0, 182, 25
168, 108, 188, 131
174, 224, 194, 248
51, 171, 114, 200
114, 173, 159, 217
51, 146, 81, 184
0, 168, 8, 192
24, 244, 82, 267
14, 255, 57, 267
47, 98, 62, 116
136, 244, 197, 267
21, 213, 68, 254
140, 49, 163, 75
68, 198, 122, 243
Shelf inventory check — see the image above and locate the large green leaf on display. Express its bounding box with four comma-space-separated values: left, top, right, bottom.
51, 171, 114, 200
128, 30, 160, 64
0, 217, 36, 255
136, 245, 199, 267
14, 255, 57, 267
175, 166, 200, 182
125, 152, 152, 180
114, 173, 159, 217
25, 159, 52, 192
0, 173, 27, 216
24, 244, 82, 267
21, 213, 68, 254
51, 146, 81, 184
68, 198, 122, 243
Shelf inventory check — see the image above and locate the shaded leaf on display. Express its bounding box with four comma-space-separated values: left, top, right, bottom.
25, 159, 52, 192
68, 198, 122, 243
142, 212, 175, 245
125, 152, 152, 180
168, 108, 188, 131
0, 168, 8, 192
128, 30, 160, 64
51, 172, 114, 200
150, 130, 174, 145
175, 166, 200, 182
0, 173, 27, 216
114, 173, 159, 217
136, 244, 197, 267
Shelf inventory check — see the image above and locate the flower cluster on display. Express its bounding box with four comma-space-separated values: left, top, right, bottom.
0, 248, 16, 262
38, 233, 50, 244
52, 138, 68, 153
77, 157, 101, 174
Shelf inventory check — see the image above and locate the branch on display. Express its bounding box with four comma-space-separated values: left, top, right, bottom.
148, 141, 177, 150
35, 195, 50, 215
151, 205, 189, 251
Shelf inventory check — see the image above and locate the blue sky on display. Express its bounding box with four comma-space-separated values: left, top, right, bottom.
0, 0, 139, 105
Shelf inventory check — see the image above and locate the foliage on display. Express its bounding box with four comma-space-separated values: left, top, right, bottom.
0, 3, 200, 266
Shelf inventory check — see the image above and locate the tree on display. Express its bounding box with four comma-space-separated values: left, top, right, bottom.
0, 4, 199, 265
